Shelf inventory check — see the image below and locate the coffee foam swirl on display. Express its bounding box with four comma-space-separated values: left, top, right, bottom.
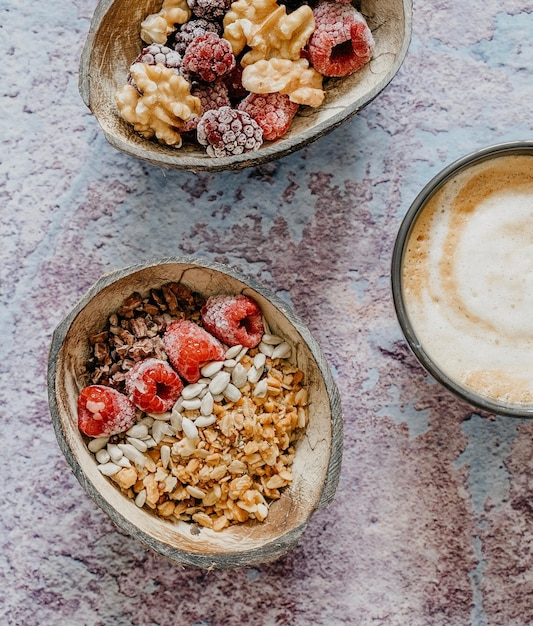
402, 155, 533, 405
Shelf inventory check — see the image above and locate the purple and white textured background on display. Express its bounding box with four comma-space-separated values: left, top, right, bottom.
2, 0, 533, 624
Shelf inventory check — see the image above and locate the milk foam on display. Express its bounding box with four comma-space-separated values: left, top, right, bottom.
402, 155, 533, 405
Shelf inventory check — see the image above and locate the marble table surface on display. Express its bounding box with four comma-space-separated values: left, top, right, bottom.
2, 0, 533, 624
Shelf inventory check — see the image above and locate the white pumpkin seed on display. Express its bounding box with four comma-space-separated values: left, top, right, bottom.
161, 445, 171, 469
149, 411, 172, 421
253, 378, 268, 398
231, 362, 248, 388
247, 365, 262, 384
186, 485, 207, 499
225, 344, 243, 359
209, 370, 231, 395
95, 449, 110, 464
182, 416, 199, 439
181, 383, 206, 400
253, 352, 266, 370
118, 443, 146, 467
200, 392, 214, 416
194, 415, 217, 428
262, 333, 284, 345
135, 489, 147, 508
272, 341, 291, 360
116, 457, 131, 468
107, 443, 123, 462
258, 341, 274, 357
235, 346, 248, 362
170, 411, 183, 431
126, 423, 149, 439
200, 361, 224, 377
223, 359, 237, 369
127, 436, 148, 452
88, 437, 109, 453
151, 420, 167, 443
97, 462, 121, 476
138, 416, 155, 428
181, 398, 202, 411
224, 383, 241, 402
172, 397, 184, 413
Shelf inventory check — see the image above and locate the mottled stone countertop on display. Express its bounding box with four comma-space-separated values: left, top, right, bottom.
2, 0, 533, 624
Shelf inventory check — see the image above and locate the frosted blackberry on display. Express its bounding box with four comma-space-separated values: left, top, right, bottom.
185, 81, 231, 131
187, 0, 232, 21
197, 106, 263, 158
128, 44, 183, 86
171, 19, 222, 55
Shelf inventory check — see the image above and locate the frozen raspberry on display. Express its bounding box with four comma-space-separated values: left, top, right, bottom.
187, 0, 231, 21
238, 93, 299, 141
182, 33, 236, 83
171, 19, 222, 55
307, 2, 374, 77
78, 385, 137, 438
163, 319, 225, 383
125, 358, 183, 413
185, 81, 231, 131
128, 44, 183, 85
201, 294, 264, 348
197, 106, 263, 158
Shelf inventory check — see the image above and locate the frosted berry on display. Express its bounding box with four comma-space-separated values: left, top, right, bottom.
78, 385, 137, 438
197, 106, 263, 158
201, 294, 264, 348
125, 358, 183, 413
163, 319, 225, 383
187, 0, 232, 21
185, 81, 231, 131
128, 44, 183, 85
171, 19, 222, 55
238, 93, 299, 141
182, 33, 236, 83
307, 1, 374, 77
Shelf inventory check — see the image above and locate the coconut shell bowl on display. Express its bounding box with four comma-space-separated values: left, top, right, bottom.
48, 258, 343, 569
78, 0, 413, 171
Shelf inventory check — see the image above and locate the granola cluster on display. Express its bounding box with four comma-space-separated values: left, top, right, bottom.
82, 282, 308, 530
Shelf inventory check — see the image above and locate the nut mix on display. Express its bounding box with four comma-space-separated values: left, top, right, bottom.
78, 282, 309, 531
115, 0, 375, 157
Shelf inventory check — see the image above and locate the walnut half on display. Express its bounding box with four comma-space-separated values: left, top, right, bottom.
242, 58, 325, 108
140, 0, 191, 44
115, 63, 202, 147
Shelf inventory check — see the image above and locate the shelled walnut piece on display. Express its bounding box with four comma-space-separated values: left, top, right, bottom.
140, 0, 191, 44
242, 58, 324, 107
115, 64, 201, 147
223, 0, 315, 65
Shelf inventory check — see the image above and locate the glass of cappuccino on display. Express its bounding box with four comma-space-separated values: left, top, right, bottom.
392, 141, 533, 417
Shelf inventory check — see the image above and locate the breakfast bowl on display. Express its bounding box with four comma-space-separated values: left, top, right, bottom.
391, 141, 533, 418
78, 0, 412, 171
48, 257, 343, 568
